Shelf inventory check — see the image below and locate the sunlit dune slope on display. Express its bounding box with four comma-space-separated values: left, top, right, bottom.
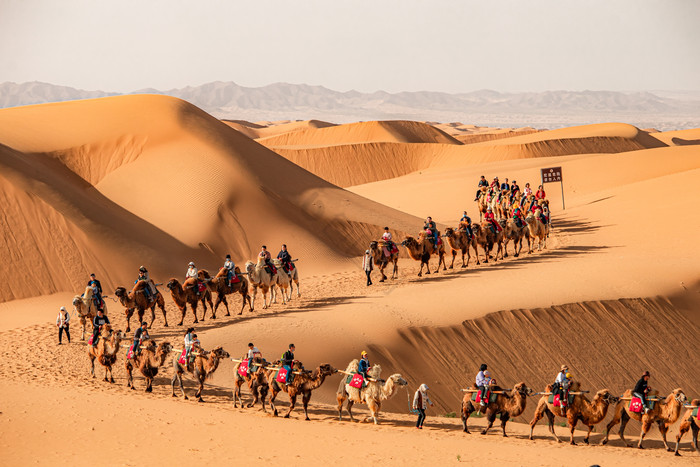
222, 119, 336, 139
0, 95, 421, 301
650, 127, 700, 146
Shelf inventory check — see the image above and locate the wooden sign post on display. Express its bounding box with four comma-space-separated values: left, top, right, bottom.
540, 166, 565, 209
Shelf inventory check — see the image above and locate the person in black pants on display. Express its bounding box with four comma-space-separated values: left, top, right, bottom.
362, 250, 373, 286
633, 370, 652, 413
56, 306, 71, 344
412, 383, 433, 429
92, 309, 110, 347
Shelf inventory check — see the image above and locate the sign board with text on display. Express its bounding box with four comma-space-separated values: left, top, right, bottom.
541, 167, 563, 183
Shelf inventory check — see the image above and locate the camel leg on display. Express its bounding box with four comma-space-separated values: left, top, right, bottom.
302, 392, 312, 421
171, 371, 188, 400
192, 301, 200, 323
90, 356, 96, 378
545, 409, 561, 442
637, 418, 653, 449
482, 411, 497, 435
583, 425, 594, 445
125, 310, 133, 333
206, 293, 214, 319
196, 378, 205, 402
500, 413, 511, 437
126, 362, 134, 389
602, 404, 622, 445
347, 399, 355, 422
529, 401, 545, 440
149, 306, 156, 328
233, 381, 241, 408
473, 244, 480, 265
221, 292, 231, 316
146, 377, 153, 393
295, 278, 302, 295
366, 399, 380, 424
617, 410, 631, 447
270, 386, 279, 417
461, 249, 467, 268
569, 417, 578, 445
337, 394, 346, 421
259, 385, 269, 413
262, 289, 269, 309
158, 300, 168, 327
675, 421, 692, 456
450, 251, 456, 269
658, 421, 672, 451
284, 394, 297, 418
461, 401, 475, 433
503, 239, 509, 258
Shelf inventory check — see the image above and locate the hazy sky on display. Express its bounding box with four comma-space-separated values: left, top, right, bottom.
1, 0, 698, 93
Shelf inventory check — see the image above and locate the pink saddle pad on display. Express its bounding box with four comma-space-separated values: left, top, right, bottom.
349, 373, 364, 389
238, 359, 250, 377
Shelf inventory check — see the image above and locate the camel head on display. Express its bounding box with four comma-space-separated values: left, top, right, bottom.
444, 227, 454, 238
401, 237, 417, 249
245, 261, 255, 275
671, 388, 688, 405
513, 382, 533, 397
369, 241, 378, 252
166, 279, 179, 290
210, 347, 230, 360
114, 287, 127, 298
595, 389, 619, 405
159, 341, 173, 354
317, 363, 338, 377
72, 295, 83, 308
389, 374, 408, 387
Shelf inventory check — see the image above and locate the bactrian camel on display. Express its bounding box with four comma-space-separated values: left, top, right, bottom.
265, 361, 337, 420
171, 346, 230, 402
502, 218, 530, 258
472, 221, 504, 263
603, 388, 688, 450
529, 383, 619, 445
87, 324, 124, 383
166, 278, 213, 325
674, 399, 699, 456
125, 340, 172, 392
461, 382, 533, 436
525, 209, 549, 252
444, 226, 478, 268
114, 282, 168, 332
73, 285, 107, 340
198, 268, 251, 316
401, 231, 446, 276
336, 359, 408, 424
271, 259, 291, 305
245, 258, 276, 310
369, 240, 399, 281
233, 356, 269, 411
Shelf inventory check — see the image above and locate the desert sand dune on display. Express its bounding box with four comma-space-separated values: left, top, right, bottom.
650, 127, 700, 146
0, 95, 421, 301
222, 118, 336, 139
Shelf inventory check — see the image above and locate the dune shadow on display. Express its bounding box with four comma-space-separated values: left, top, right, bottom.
552, 217, 610, 234
671, 137, 700, 146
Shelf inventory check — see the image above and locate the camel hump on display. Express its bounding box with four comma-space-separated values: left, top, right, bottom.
344, 359, 359, 374
183, 277, 197, 286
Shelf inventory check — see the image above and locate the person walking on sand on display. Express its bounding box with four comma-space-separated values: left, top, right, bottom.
56, 306, 70, 344
362, 249, 373, 286
413, 383, 433, 429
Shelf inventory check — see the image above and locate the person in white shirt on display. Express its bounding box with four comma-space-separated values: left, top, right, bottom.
56, 306, 70, 344
475, 364, 490, 406
412, 383, 434, 429
223, 255, 235, 286
554, 364, 570, 415
247, 342, 263, 374
185, 262, 197, 280
381, 227, 395, 255
362, 250, 373, 286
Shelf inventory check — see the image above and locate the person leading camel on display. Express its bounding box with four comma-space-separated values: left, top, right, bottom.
281, 344, 295, 385
362, 250, 373, 286
91, 309, 110, 347
132, 321, 149, 358
88, 273, 104, 311
277, 244, 293, 273
633, 370, 652, 414
474, 175, 488, 201
56, 306, 70, 344
423, 217, 438, 250
413, 384, 434, 429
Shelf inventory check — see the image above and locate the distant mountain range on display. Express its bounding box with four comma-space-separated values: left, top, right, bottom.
2, 81, 700, 130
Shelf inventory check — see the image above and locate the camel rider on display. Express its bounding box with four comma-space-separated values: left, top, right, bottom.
277, 244, 293, 273
501, 178, 510, 192
512, 206, 525, 228
554, 365, 570, 415
535, 185, 546, 201
136, 266, 157, 302
633, 371, 652, 414
132, 321, 149, 358
247, 342, 263, 375
474, 175, 489, 201
184, 327, 195, 367
531, 201, 547, 225
91, 309, 110, 348
490, 177, 500, 192
483, 208, 502, 232
459, 211, 473, 237
381, 227, 394, 250
223, 255, 237, 286
259, 246, 276, 275
281, 344, 295, 385
423, 217, 438, 250
87, 273, 104, 310
358, 350, 370, 381
475, 364, 489, 407
509, 180, 520, 202
520, 183, 533, 207
185, 262, 197, 281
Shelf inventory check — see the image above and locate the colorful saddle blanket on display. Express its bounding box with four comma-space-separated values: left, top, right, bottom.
238, 358, 249, 377
629, 396, 656, 413
126, 344, 135, 360
471, 390, 497, 404
276, 367, 289, 383
548, 393, 575, 407
348, 373, 364, 389
178, 349, 187, 365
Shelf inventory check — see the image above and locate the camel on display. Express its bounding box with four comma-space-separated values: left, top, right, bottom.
233, 356, 270, 411
401, 231, 446, 276
477, 187, 489, 220
674, 399, 699, 456
114, 282, 168, 332
529, 384, 619, 445
497, 191, 512, 220
171, 346, 230, 402
266, 361, 338, 420
369, 240, 399, 281
87, 324, 124, 383
245, 258, 277, 310
525, 209, 549, 252
461, 382, 533, 436
198, 268, 251, 316
166, 278, 213, 325
502, 218, 530, 258
73, 285, 107, 340
285, 261, 301, 298
472, 221, 504, 263
444, 226, 479, 268
125, 340, 172, 392
271, 259, 291, 304
487, 191, 502, 219
336, 360, 408, 424
603, 388, 688, 450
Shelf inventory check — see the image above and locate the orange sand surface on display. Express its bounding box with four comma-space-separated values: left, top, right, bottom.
1, 95, 699, 465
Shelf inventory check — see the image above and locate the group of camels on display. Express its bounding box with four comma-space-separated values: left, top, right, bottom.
371, 196, 550, 281
72, 256, 301, 337
460, 379, 697, 456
